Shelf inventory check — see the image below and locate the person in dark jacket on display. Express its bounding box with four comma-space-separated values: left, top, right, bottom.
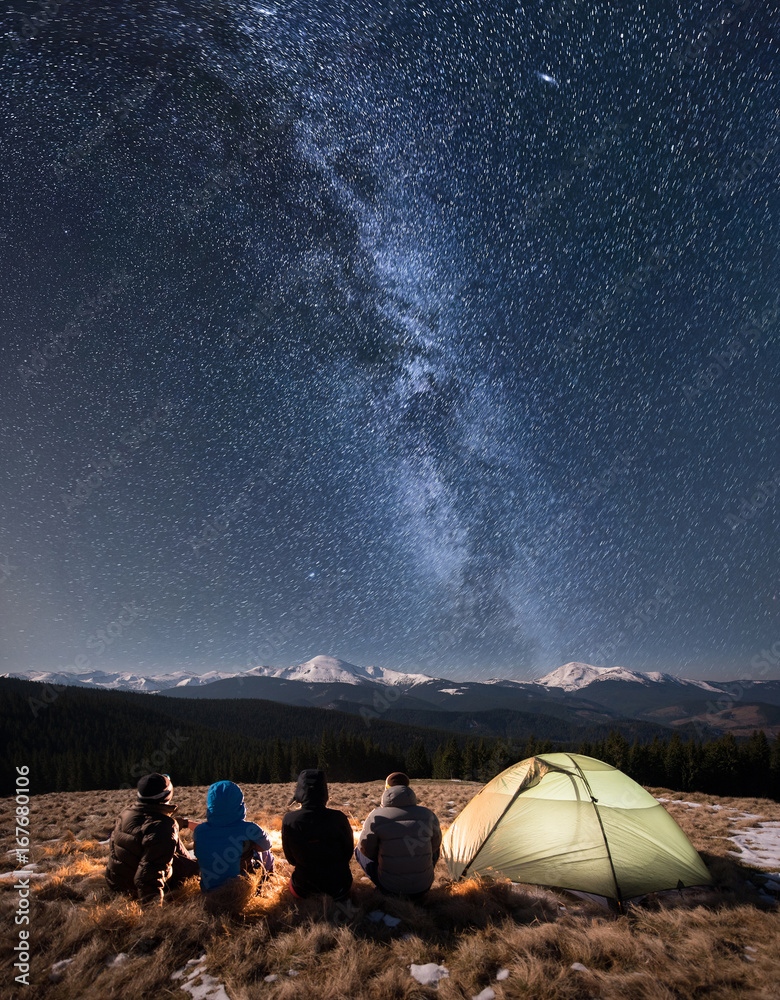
282, 769, 354, 900
193, 780, 274, 893
105, 773, 199, 905
355, 772, 442, 899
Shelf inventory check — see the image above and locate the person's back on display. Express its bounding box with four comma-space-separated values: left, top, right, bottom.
194, 780, 273, 892
282, 769, 353, 899
355, 772, 442, 898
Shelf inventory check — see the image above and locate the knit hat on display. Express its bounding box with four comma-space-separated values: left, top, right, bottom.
137, 772, 173, 803
385, 772, 410, 788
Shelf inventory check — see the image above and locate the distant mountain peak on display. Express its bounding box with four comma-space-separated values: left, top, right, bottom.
244, 654, 434, 687
534, 661, 725, 694
535, 662, 653, 692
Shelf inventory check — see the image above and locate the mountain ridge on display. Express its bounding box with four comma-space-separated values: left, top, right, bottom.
2, 655, 765, 694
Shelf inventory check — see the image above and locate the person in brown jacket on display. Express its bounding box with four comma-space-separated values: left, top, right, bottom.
355, 772, 442, 900
105, 773, 199, 905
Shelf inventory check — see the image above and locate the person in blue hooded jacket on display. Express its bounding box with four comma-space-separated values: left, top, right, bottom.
193, 780, 274, 893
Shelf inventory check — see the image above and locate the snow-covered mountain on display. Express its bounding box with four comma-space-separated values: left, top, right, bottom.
1, 656, 434, 693
533, 662, 723, 693
0, 668, 239, 692
240, 654, 433, 687
0, 656, 750, 700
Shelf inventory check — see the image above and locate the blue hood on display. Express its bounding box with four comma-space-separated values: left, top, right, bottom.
206, 780, 246, 826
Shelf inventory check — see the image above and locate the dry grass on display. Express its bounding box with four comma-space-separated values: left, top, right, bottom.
1, 781, 779, 1000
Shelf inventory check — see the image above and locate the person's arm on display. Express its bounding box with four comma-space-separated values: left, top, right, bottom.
247, 823, 274, 873
136, 817, 177, 905
430, 813, 442, 865
247, 822, 272, 853
339, 813, 356, 860
281, 818, 300, 867
355, 811, 379, 861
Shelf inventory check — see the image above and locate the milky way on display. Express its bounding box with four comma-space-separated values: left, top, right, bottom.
1, 0, 778, 680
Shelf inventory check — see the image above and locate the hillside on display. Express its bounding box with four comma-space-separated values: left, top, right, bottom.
3, 679, 780, 801
0, 781, 778, 1000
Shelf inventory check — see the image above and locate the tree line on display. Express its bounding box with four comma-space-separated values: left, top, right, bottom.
1, 679, 778, 800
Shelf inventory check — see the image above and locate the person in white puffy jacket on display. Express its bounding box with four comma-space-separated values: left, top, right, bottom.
355, 772, 442, 900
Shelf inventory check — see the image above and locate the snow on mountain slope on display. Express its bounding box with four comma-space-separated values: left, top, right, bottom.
534, 662, 652, 692
535, 662, 727, 693
2, 656, 735, 696
0, 668, 236, 692
244, 654, 433, 687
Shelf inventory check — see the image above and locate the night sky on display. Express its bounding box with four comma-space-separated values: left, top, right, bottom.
1, 1, 778, 682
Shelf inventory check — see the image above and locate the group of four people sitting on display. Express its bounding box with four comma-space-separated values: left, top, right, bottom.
105, 769, 443, 906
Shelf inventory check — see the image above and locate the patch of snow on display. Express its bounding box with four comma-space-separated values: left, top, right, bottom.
655, 798, 703, 808
171, 955, 232, 1000
49, 958, 74, 982
106, 953, 129, 968
410, 963, 449, 986
728, 821, 780, 869
496, 968, 510, 981
263, 974, 278, 983
367, 909, 401, 927
287, 970, 299, 977
570, 963, 589, 972
0, 871, 48, 880
439, 688, 462, 695
473, 990, 496, 1000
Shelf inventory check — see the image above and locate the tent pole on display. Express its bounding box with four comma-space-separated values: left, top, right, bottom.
565, 755, 624, 910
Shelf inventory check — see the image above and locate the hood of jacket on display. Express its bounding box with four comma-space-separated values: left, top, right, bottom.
380, 783, 418, 809
291, 769, 328, 808
206, 780, 246, 826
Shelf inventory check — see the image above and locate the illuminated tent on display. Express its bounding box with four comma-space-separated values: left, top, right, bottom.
442, 753, 712, 904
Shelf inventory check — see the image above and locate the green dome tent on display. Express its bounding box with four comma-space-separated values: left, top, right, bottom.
442, 753, 712, 905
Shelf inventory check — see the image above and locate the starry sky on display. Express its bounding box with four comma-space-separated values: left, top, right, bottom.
1, 0, 778, 682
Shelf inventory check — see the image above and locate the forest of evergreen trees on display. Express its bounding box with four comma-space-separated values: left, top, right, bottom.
1, 679, 779, 800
